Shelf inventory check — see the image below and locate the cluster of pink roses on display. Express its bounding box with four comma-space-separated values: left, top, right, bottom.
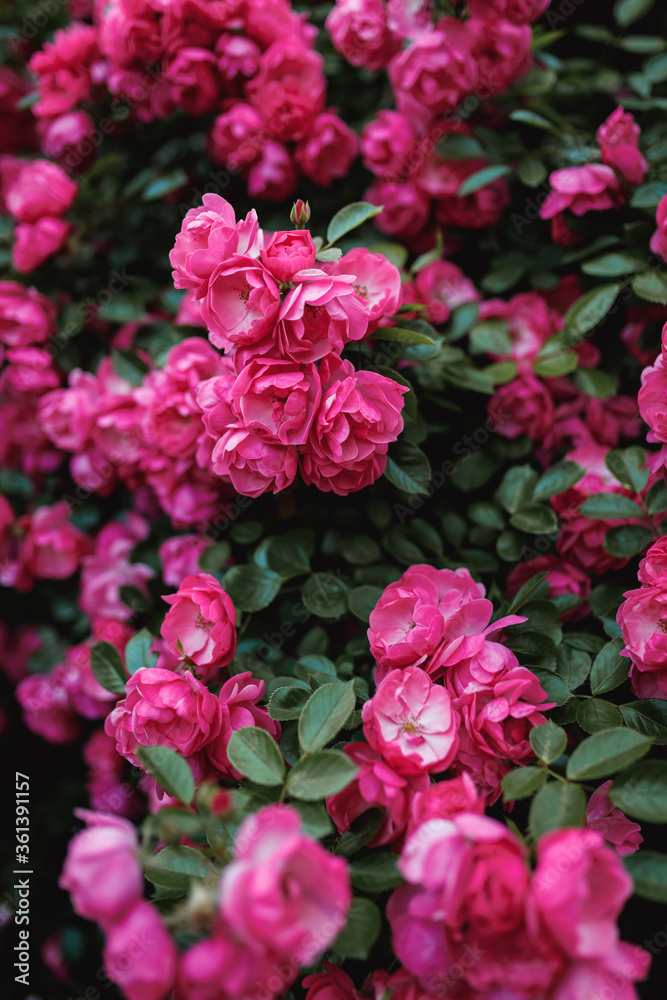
0, 157, 78, 273
618, 536, 667, 698
170, 194, 409, 496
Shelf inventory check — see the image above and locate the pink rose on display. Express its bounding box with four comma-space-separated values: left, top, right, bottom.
28, 22, 100, 118
208, 104, 264, 172
206, 672, 281, 775
650, 195, 667, 262
260, 230, 317, 283
103, 900, 177, 1000
59, 809, 143, 928
105, 666, 222, 767
389, 20, 478, 125
201, 255, 280, 352
159, 535, 210, 589
326, 742, 429, 848
58, 642, 119, 719
219, 804, 351, 964
0, 281, 55, 347
165, 47, 220, 116
618, 582, 667, 697
420, 156, 511, 229
326, 247, 402, 332
468, 0, 551, 23
80, 514, 155, 622
229, 357, 322, 445
294, 112, 359, 187
506, 555, 591, 621
170, 194, 261, 295
246, 142, 297, 203
478, 291, 559, 364
38, 370, 101, 451
597, 106, 648, 186
216, 32, 261, 83
245, 40, 326, 142
13, 217, 73, 273
362, 666, 459, 774
20, 501, 92, 582
175, 926, 283, 1000
303, 964, 361, 1000
161, 572, 237, 672
5, 160, 78, 223
586, 780, 643, 857
638, 338, 667, 440
299, 354, 407, 494
39, 110, 97, 171
83, 728, 140, 817
210, 426, 298, 497
489, 374, 556, 442
405, 773, 485, 839
638, 534, 667, 585
469, 16, 533, 98
366, 179, 431, 241
533, 827, 634, 958
360, 111, 417, 181
411, 259, 479, 326
539, 164, 625, 223
326, 0, 401, 72
272, 270, 370, 364
15, 670, 81, 744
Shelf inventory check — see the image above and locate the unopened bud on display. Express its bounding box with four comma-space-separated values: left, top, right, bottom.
290, 199, 311, 227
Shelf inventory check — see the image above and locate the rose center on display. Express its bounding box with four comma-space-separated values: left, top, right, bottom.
400, 715, 422, 735
658, 619, 667, 633
195, 612, 213, 631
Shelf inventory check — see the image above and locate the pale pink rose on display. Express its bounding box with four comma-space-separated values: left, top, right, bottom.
59, 808, 143, 928
13, 217, 73, 273
175, 926, 284, 1000
638, 534, 667, 585
294, 112, 358, 187
479, 291, 559, 363
412, 259, 479, 326
365, 178, 431, 241
326, 247, 402, 331
28, 22, 100, 117
270, 271, 369, 364
169, 194, 261, 295
489, 374, 556, 442
206, 672, 281, 776
201, 255, 280, 352
597, 106, 648, 187
103, 900, 177, 1000
80, 514, 155, 622
506, 555, 591, 621
161, 572, 237, 671
159, 535, 210, 589
229, 357, 322, 445
40, 110, 97, 170
368, 564, 486, 673
245, 40, 326, 142
215, 32, 261, 83
165, 47, 221, 116
210, 426, 298, 496
15, 670, 81, 743
104, 666, 222, 767
209, 104, 264, 172
175, 288, 205, 328
0, 281, 55, 347
5, 160, 77, 223
20, 501, 92, 581
246, 141, 297, 202
326, 742, 430, 848
540, 164, 625, 221
549, 943, 650, 1000
219, 804, 351, 964
360, 111, 417, 181
261, 230, 317, 283
468, 0, 551, 24
326, 0, 401, 71
586, 780, 643, 857
389, 20, 478, 125
533, 828, 634, 959
405, 773, 485, 838
362, 666, 459, 774
650, 195, 667, 262
300, 353, 406, 494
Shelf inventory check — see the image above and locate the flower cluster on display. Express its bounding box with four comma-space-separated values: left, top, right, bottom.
0, 157, 77, 272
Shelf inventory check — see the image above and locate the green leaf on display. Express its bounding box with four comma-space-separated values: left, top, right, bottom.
124, 629, 158, 675
253, 536, 310, 578
581, 252, 643, 276
564, 284, 620, 342
223, 565, 282, 612
286, 749, 358, 800
529, 782, 587, 840
384, 439, 432, 496
348, 585, 383, 623
646, 480, 667, 516
566, 728, 651, 781
497, 465, 537, 514
625, 851, 667, 902
333, 898, 381, 960
457, 164, 511, 197
614, 0, 655, 27
327, 202, 383, 244
605, 447, 649, 493
610, 761, 667, 821
267, 686, 310, 721
411, 231, 445, 273
507, 572, 548, 614
226, 727, 285, 787
373, 326, 437, 346
577, 699, 623, 733
531, 667, 571, 706
631, 181, 667, 208
302, 573, 349, 621
518, 601, 562, 645
298, 682, 356, 752
633, 271, 667, 304
469, 321, 513, 356
448, 301, 480, 340
199, 542, 231, 573
90, 642, 127, 696
340, 535, 381, 566
502, 766, 547, 802
144, 845, 213, 890
571, 368, 618, 399
510, 504, 558, 534
469, 501, 505, 531
335, 810, 384, 857
555, 646, 591, 691
510, 109, 559, 132
620, 700, 667, 743
482, 361, 518, 384
530, 720, 567, 764
142, 168, 188, 201
534, 346, 579, 378
349, 854, 403, 892
579, 493, 645, 519
590, 639, 629, 695
518, 159, 547, 187
604, 524, 653, 558
136, 746, 194, 804
111, 349, 149, 386
293, 800, 335, 839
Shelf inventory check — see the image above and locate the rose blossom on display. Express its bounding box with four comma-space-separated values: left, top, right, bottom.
638, 534, 667, 585
409, 259, 479, 326
326, 0, 401, 72
617, 580, 667, 698
39, 109, 97, 170
245, 40, 326, 142
506, 555, 591, 621
366, 179, 431, 241
539, 164, 625, 224
104, 667, 222, 767
326, 742, 429, 848
219, 804, 351, 964
175, 925, 283, 1000
228, 357, 322, 445
12, 217, 73, 274
159, 535, 210, 589
165, 47, 220, 116
360, 111, 417, 180
489, 374, 556, 442
586, 780, 643, 857
15, 669, 81, 744
260, 229, 317, 283
201, 255, 280, 352
28, 22, 100, 118
272, 270, 370, 364
405, 773, 485, 838
103, 900, 177, 1000
209, 104, 264, 173
5, 160, 78, 223
362, 666, 459, 774
550, 944, 650, 1000
326, 247, 402, 331
19, 501, 92, 582
161, 572, 237, 672
469, 16, 533, 98
59, 808, 143, 928
206, 672, 281, 775
597, 106, 648, 187
246, 141, 297, 202
216, 32, 261, 83
299, 354, 407, 494
294, 112, 358, 187
650, 195, 667, 263
0, 281, 56, 347
468, 0, 551, 23
209, 427, 298, 497
80, 514, 155, 622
